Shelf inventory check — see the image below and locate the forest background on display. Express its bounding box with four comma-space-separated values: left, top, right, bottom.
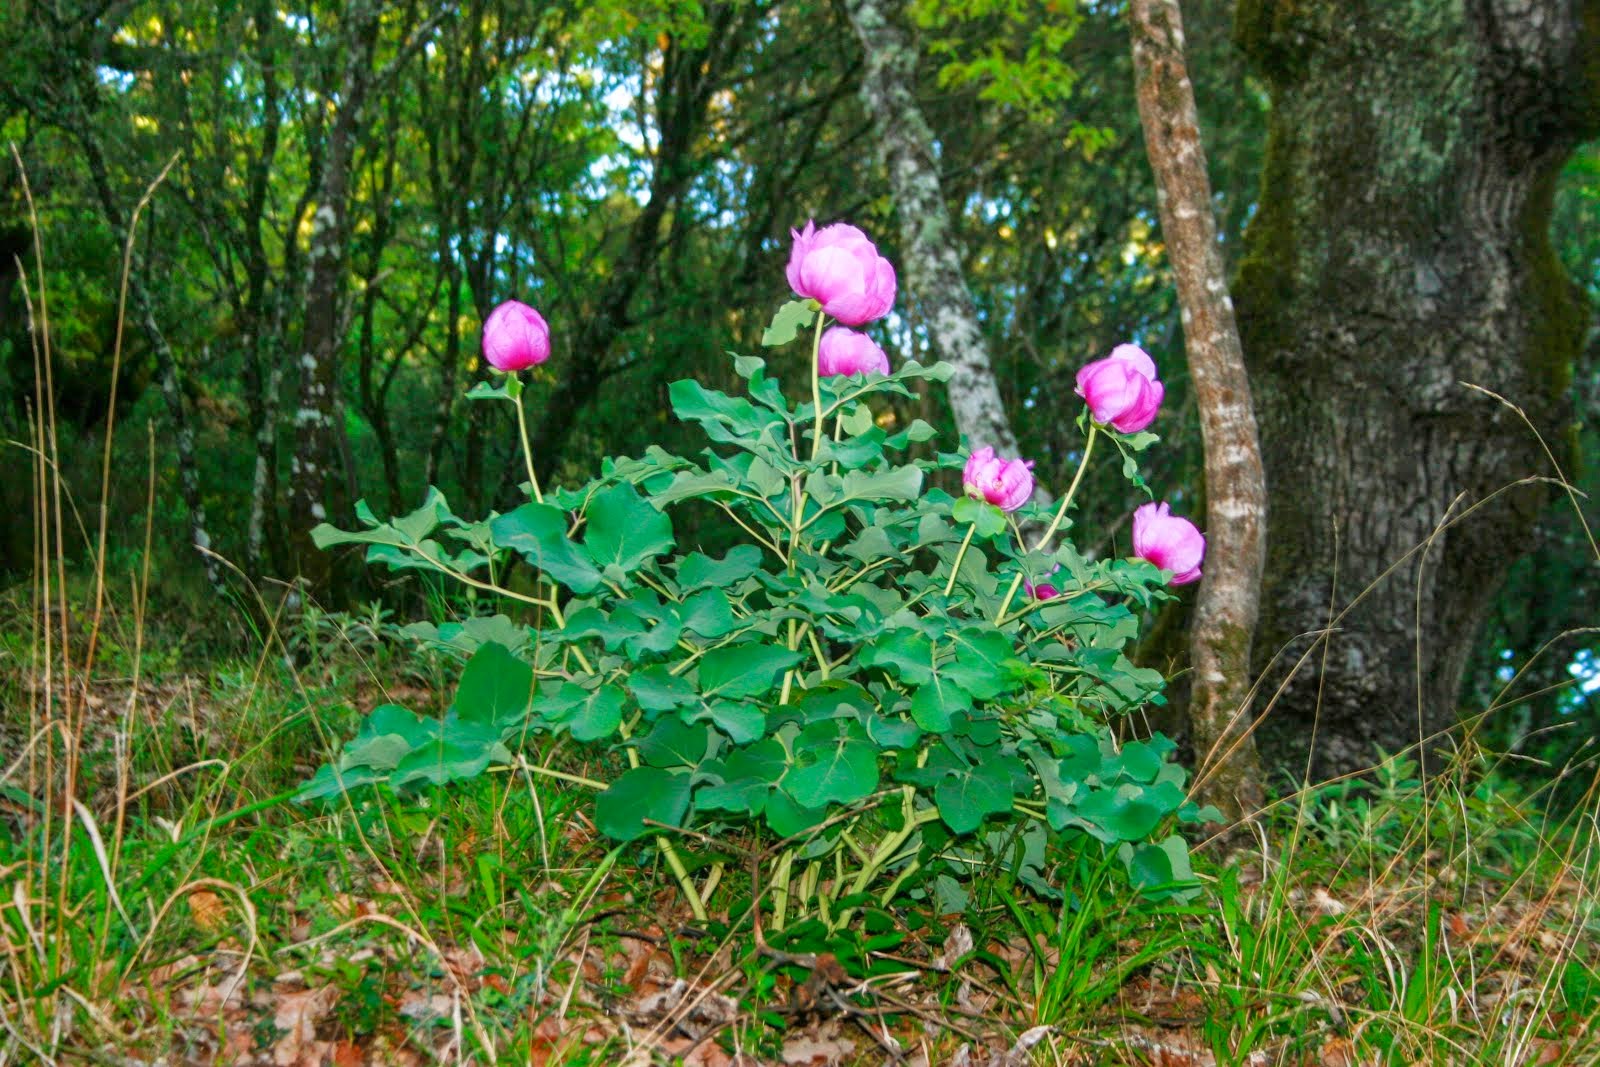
3, 0, 1595, 784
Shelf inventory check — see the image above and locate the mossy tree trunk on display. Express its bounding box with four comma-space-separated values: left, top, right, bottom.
1234, 0, 1598, 779
1130, 0, 1268, 821
842, 0, 1031, 466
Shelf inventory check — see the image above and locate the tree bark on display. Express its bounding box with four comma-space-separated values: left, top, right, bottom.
1130, 0, 1268, 821
286, 0, 381, 586
1233, 0, 1598, 780
842, 0, 1030, 465
71, 121, 223, 594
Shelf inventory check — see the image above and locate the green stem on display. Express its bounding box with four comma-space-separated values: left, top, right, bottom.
808, 312, 827, 461
1034, 423, 1098, 550
509, 759, 606, 792
943, 522, 978, 597
512, 381, 544, 505
994, 425, 1100, 623
772, 849, 794, 932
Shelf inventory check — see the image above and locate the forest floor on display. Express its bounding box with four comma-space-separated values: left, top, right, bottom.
2, 592, 1598, 1066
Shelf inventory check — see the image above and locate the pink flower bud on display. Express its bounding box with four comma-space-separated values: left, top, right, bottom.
482, 300, 550, 372
1074, 343, 1164, 433
1026, 564, 1062, 600
817, 326, 890, 377
1131, 501, 1205, 585
786, 220, 897, 326
963, 446, 1034, 513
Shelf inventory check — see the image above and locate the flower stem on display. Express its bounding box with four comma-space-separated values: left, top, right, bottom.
772, 848, 794, 931
512, 382, 544, 505
808, 312, 827, 461
993, 424, 1099, 623
1034, 423, 1097, 551
943, 522, 978, 597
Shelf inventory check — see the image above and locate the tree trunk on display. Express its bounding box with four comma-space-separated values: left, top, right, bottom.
72, 123, 223, 594
286, 0, 380, 587
1233, 0, 1597, 780
841, 0, 1030, 466
1130, 0, 1268, 821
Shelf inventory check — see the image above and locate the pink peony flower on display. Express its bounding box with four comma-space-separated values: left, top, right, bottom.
1075, 343, 1164, 433
1131, 501, 1205, 585
817, 326, 890, 377
963, 446, 1034, 513
482, 300, 551, 372
786, 220, 897, 326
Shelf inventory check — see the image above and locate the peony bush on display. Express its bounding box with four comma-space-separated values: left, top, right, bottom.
303, 221, 1216, 928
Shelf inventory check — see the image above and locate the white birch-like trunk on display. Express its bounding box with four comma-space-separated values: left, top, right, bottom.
841, 0, 1028, 465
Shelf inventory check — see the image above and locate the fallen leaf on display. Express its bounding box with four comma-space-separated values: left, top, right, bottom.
272, 984, 340, 1067
934, 924, 974, 971
1319, 1036, 1356, 1066
780, 1025, 855, 1065
187, 889, 227, 932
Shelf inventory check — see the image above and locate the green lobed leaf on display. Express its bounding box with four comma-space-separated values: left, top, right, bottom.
465, 379, 515, 401
567, 686, 625, 742
628, 665, 699, 711
698, 644, 802, 700
934, 761, 1015, 834
490, 503, 603, 593
669, 379, 783, 446
765, 789, 827, 838
951, 495, 1008, 538
691, 700, 768, 744
582, 482, 674, 575
761, 299, 817, 346
696, 739, 787, 813
910, 678, 972, 732
676, 545, 764, 591
679, 588, 739, 639
452, 642, 534, 730
634, 716, 711, 769
859, 629, 935, 686
786, 726, 879, 808
391, 735, 511, 791
594, 767, 692, 841
944, 628, 1018, 701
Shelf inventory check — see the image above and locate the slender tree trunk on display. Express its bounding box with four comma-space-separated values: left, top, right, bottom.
247, 351, 284, 573
425, 251, 463, 491
72, 125, 223, 593
1130, 0, 1268, 821
1233, 0, 1597, 780
842, 0, 1029, 465
286, 0, 379, 586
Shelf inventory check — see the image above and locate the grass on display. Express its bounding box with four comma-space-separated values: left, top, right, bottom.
3, 580, 1598, 1064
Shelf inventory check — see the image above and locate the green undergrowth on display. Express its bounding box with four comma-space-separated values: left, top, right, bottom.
4, 609, 1598, 1064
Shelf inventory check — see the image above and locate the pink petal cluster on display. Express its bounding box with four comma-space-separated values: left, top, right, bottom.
817, 326, 890, 377
1025, 580, 1060, 601
1075, 343, 1164, 433
786, 221, 897, 326
482, 300, 551, 372
1131, 501, 1205, 585
963, 447, 1034, 513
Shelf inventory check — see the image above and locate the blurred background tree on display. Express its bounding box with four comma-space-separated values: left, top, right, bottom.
2, 0, 1594, 797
